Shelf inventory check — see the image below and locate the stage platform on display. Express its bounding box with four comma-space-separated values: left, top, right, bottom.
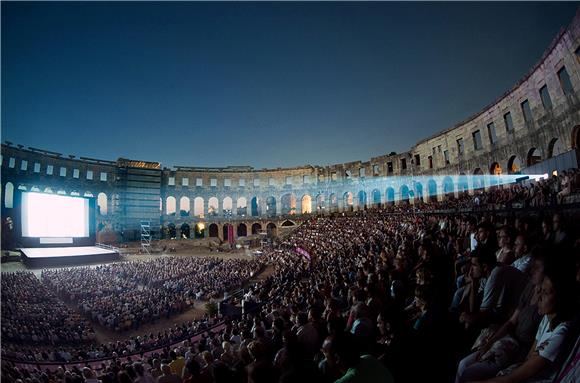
20, 246, 120, 267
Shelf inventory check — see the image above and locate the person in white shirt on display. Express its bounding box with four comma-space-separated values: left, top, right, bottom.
470, 258, 577, 383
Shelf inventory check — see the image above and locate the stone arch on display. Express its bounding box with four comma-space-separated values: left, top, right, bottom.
386, 187, 395, 205
44, 187, 53, 193
399, 185, 410, 204
281, 220, 296, 226
443, 176, 454, 200
167, 223, 177, 239
427, 179, 438, 202
301, 194, 312, 214
281, 193, 296, 215
223, 224, 233, 241
251, 223, 262, 234
526, 148, 542, 166
166, 196, 176, 215
4, 182, 14, 208
571, 125, 580, 149
251, 197, 260, 217
266, 196, 276, 217
316, 194, 325, 212
414, 183, 424, 203
266, 222, 277, 237
208, 197, 218, 216
98, 192, 108, 215
358, 190, 367, 209
343, 192, 353, 211
180, 223, 191, 239
490, 162, 502, 187
548, 138, 565, 158
222, 196, 233, 216
194, 222, 205, 238
329, 193, 338, 212
473, 168, 485, 190
208, 223, 219, 237
194, 197, 204, 218
372, 189, 381, 207
237, 197, 247, 216
179, 196, 190, 216
507, 156, 522, 174
237, 223, 247, 237
31, 186, 41, 192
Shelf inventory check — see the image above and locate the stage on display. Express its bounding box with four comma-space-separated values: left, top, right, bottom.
20, 246, 120, 267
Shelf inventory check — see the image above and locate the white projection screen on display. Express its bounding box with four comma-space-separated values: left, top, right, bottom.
21, 192, 90, 238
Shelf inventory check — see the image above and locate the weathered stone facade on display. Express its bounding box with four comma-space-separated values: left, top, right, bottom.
3, 11, 580, 241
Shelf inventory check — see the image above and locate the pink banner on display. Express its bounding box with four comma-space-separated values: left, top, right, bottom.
295, 246, 311, 261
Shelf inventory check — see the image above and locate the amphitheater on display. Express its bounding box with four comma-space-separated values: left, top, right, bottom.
2, 7, 580, 383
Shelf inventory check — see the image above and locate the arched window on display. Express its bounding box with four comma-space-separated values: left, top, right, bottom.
194, 197, 204, 218
4, 182, 14, 208
166, 196, 176, 215
98, 192, 108, 215
301, 195, 312, 214
180, 196, 190, 216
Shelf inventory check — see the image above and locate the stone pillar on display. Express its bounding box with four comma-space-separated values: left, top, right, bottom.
275, 196, 282, 217
232, 198, 238, 217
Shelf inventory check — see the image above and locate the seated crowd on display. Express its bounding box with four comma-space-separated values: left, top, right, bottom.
2, 202, 579, 383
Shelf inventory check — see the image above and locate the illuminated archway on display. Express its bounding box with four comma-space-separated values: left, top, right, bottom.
526, 148, 542, 166
329, 193, 338, 212
473, 168, 485, 190
372, 189, 381, 207
251, 197, 260, 216
194, 222, 205, 238
548, 138, 565, 158
281, 193, 296, 215
98, 193, 108, 215
507, 156, 522, 174
266, 196, 276, 217
427, 179, 437, 202
316, 194, 325, 212
237, 197, 247, 216
414, 183, 424, 203
179, 196, 190, 216
399, 185, 410, 204
358, 190, 367, 209
343, 192, 353, 211
443, 176, 454, 200
194, 197, 204, 218
4, 182, 14, 208
301, 194, 312, 214
222, 196, 233, 216
208, 197, 218, 216
386, 187, 395, 206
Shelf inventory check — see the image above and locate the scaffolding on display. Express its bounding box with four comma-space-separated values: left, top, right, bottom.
140, 220, 151, 255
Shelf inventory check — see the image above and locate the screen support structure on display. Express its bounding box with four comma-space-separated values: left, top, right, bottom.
140, 220, 151, 255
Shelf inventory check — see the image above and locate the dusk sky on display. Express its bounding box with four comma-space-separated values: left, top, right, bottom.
2, 2, 578, 169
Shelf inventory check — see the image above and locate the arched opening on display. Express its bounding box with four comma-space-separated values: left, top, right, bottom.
473, 168, 485, 190
316, 194, 325, 212
507, 156, 522, 174
223, 224, 232, 241
222, 196, 233, 216
414, 183, 423, 204
301, 194, 312, 214
251, 223, 262, 235
281, 193, 296, 215
266, 196, 276, 217
372, 189, 381, 207
180, 223, 191, 239
208, 223, 219, 238
237, 223, 247, 237
4, 182, 14, 208
386, 187, 395, 206
237, 197, 247, 216
329, 193, 338, 212
57, 189, 66, 195
571, 125, 580, 149
427, 179, 437, 202
44, 187, 53, 194
84, 191, 94, 197
167, 223, 177, 239
343, 192, 353, 211
266, 222, 277, 237
251, 197, 260, 217
180, 196, 190, 217
31, 186, 41, 192
98, 192, 108, 215
443, 176, 454, 200
358, 190, 367, 209
194, 197, 204, 218
399, 185, 410, 204
208, 197, 218, 216
490, 162, 502, 187
166, 196, 176, 215
526, 148, 542, 166
548, 138, 565, 158
194, 223, 205, 238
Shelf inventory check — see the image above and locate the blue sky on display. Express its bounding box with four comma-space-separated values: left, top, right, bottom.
2, 2, 577, 168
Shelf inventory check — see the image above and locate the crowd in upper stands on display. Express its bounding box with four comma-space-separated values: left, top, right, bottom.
2, 170, 580, 383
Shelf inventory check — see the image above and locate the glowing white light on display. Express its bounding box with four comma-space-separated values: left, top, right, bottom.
22, 192, 89, 237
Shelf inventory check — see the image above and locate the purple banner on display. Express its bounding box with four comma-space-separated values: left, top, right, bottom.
295, 246, 311, 261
